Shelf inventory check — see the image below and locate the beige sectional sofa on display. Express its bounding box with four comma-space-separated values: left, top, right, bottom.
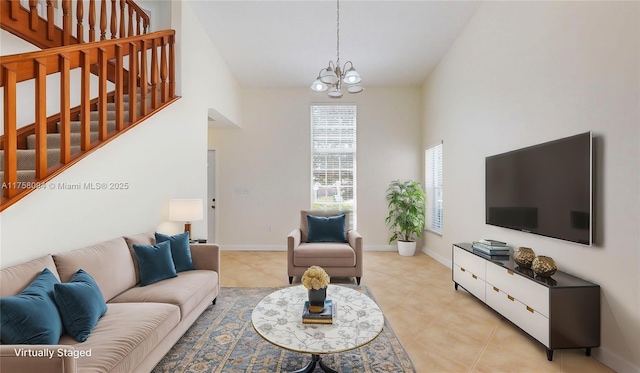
0, 232, 220, 373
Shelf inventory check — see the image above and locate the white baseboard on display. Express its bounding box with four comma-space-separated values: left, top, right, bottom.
593, 346, 640, 373
421, 246, 452, 268
220, 245, 398, 252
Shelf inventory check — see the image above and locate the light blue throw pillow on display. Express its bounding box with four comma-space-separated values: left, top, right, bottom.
155, 231, 195, 272
54, 269, 108, 342
0, 268, 65, 344
307, 214, 347, 243
132, 241, 178, 286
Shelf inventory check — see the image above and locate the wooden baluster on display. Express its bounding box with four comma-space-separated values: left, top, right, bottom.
98, 48, 108, 140
139, 39, 148, 117
136, 14, 141, 36
128, 5, 134, 37
115, 44, 124, 131
100, 0, 107, 40
160, 36, 168, 103
2, 64, 18, 198
59, 54, 71, 163
9, 0, 18, 20
119, 0, 125, 38
62, 0, 71, 45
34, 59, 48, 179
29, 0, 38, 31
110, 0, 117, 39
150, 38, 158, 110
128, 42, 138, 124
89, 0, 96, 42
80, 51, 91, 151
169, 34, 175, 98
76, 0, 84, 43
46, 1, 54, 40
143, 18, 149, 34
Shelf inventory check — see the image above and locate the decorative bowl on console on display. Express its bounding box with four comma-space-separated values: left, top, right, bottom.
513, 247, 536, 268
532, 255, 557, 277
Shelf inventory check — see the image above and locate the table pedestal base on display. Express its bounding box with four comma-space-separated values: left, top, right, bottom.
291, 354, 338, 373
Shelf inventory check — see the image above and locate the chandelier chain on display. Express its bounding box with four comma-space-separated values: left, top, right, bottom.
336, 0, 340, 67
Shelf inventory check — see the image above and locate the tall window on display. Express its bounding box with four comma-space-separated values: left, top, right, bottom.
425, 143, 443, 234
310, 105, 357, 228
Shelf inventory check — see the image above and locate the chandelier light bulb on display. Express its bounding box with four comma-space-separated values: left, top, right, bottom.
311, 79, 328, 92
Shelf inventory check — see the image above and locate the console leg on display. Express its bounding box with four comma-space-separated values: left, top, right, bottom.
356, 277, 361, 285
289, 276, 293, 284
586, 348, 591, 356
546, 349, 553, 361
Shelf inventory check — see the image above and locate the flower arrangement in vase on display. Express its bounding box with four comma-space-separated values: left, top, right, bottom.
302, 266, 330, 312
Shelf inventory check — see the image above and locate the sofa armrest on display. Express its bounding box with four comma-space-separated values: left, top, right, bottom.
190, 244, 220, 273
0, 345, 77, 373
287, 229, 302, 252
348, 230, 363, 275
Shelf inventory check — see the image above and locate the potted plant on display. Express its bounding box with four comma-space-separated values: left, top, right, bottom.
301, 266, 330, 312
385, 179, 426, 256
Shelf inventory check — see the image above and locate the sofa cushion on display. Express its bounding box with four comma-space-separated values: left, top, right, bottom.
132, 241, 178, 286
0, 255, 60, 298
293, 243, 356, 267
300, 210, 350, 242
0, 268, 64, 345
54, 269, 108, 342
155, 232, 196, 272
123, 232, 155, 284
58, 302, 180, 373
53, 237, 137, 302
108, 270, 219, 319
307, 214, 347, 243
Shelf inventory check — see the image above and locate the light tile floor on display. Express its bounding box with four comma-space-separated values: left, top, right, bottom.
220, 251, 614, 373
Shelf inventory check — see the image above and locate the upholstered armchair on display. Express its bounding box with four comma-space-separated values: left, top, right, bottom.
287, 210, 363, 285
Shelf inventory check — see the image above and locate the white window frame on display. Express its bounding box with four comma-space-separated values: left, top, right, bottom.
310, 104, 357, 229
425, 143, 443, 235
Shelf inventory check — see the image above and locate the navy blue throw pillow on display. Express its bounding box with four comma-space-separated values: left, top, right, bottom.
307, 214, 347, 243
132, 241, 178, 286
0, 268, 65, 344
155, 232, 195, 272
54, 269, 108, 342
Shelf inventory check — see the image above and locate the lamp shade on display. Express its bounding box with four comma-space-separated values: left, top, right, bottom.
343, 68, 361, 84
347, 84, 364, 94
311, 79, 328, 92
320, 69, 339, 84
328, 86, 343, 98
169, 199, 203, 222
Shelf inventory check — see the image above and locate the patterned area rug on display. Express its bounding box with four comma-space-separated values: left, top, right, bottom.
153, 286, 416, 373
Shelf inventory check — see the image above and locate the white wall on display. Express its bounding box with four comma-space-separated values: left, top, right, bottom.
209, 87, 422, 248
421, 2, 639, 372
0, 1, 242, 268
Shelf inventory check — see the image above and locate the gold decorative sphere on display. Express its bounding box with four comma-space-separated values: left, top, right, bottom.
514, 247, 536, 268
532, 256, 557, 277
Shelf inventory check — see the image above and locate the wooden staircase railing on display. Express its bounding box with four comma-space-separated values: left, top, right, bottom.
1, 0, 150, 48
0, 30, 178, 211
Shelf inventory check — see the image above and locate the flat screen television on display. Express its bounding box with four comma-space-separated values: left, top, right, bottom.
485, 132, 593, 245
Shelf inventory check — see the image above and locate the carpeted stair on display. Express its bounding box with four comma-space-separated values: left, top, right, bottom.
0, 90, 150, 183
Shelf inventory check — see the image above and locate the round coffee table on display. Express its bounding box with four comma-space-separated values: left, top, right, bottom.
251, 285, 384, 373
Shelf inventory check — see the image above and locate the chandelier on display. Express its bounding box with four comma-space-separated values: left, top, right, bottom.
310, 0, 363, 98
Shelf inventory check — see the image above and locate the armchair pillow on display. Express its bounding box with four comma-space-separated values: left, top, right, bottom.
155, 232, 195, 272
307, 214, 348, 243
54, 269, 108, 342
132, 241, 178, 286
0, 268, 65, 344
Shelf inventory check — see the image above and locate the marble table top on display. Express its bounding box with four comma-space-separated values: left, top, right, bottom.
251, 285, 384, 355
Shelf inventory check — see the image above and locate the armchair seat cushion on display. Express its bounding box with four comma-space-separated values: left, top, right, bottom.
293, 243, 356, 268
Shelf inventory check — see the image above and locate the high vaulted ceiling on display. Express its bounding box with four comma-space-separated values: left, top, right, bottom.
189, 1, 482, 88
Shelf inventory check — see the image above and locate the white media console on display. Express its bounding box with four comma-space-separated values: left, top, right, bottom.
452, 243, 600, 361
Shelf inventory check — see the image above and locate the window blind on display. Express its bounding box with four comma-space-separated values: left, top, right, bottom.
310, 105, 357, 229
425, 143, 443, 234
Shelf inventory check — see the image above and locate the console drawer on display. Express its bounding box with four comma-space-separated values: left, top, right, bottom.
486, 284, 549, 346
454, 264, 485, 302
453, 246, 486, 279
486, 263, 549, 317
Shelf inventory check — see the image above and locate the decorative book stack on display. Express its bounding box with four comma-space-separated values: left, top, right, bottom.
472, 239, 510, 259
302, 300, 336, 324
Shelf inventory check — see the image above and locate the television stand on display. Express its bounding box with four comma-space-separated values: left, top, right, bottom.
452, 243, 600, 361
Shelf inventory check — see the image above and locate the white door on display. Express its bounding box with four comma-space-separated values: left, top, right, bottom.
207, 150, 216, 243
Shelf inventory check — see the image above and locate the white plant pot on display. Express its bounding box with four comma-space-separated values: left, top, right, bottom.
397, 241, 417, 256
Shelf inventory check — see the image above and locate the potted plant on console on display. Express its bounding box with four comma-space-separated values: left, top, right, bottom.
385, 179, 426, 256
